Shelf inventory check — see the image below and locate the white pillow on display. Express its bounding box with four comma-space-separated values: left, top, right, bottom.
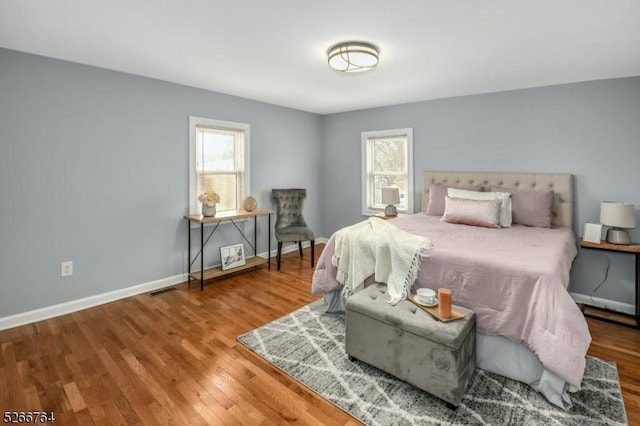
448, 188, 512, 227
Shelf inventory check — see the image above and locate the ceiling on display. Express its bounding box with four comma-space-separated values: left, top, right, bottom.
1, 1, 639, 114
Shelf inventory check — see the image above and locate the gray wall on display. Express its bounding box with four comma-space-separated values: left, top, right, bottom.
2, 46, 638, 319
0, 48, 323, 318
321, 77, 640, 308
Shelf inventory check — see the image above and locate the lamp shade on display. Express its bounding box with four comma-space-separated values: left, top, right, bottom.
381, 187, 400, 205
600, 202, 636, 228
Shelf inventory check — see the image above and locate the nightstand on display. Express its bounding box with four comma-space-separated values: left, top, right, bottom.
374, 212, 407, 220
579, 239, 640, 328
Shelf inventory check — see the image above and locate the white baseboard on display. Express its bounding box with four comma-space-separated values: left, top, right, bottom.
570, 292, 635, 316
0, 273, 187, 331
0, 238, 330, 332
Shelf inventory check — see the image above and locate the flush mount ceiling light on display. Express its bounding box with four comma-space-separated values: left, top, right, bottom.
327, 41, 379, 73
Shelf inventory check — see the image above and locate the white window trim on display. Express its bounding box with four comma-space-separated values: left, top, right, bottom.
361, 128, 414, 216
189, 116, 250, 215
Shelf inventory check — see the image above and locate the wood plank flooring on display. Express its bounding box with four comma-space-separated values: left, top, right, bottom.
1, 245, 639, 425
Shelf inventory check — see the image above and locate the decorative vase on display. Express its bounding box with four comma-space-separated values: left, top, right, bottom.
202, 203, 216, 217
242, 196, 257, 212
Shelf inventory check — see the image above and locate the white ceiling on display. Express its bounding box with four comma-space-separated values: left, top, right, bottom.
1, 1, 639, 114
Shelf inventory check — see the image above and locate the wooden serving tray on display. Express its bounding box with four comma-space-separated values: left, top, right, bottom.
408, 295, 466, 322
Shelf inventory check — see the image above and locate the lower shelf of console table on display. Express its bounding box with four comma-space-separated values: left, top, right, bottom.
188, 256, 269, 282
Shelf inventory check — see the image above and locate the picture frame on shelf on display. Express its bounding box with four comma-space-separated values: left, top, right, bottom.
583, 223, 603, 244
220, 243, 246, 270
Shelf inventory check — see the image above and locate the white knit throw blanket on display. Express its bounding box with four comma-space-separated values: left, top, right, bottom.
331, 217, 433, 304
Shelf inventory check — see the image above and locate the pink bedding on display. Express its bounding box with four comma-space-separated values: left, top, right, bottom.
312, 214, 591, 390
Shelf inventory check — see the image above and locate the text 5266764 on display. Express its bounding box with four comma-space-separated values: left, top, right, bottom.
3, 412, 55, 423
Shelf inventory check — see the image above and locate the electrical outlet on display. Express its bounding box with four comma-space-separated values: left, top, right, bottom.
61, 261, 73, 277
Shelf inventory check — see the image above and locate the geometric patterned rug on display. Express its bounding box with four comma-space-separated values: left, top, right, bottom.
238, 300, 628, 426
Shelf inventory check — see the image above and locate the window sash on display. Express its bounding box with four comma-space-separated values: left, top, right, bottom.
197, 171, 243, 212
369, 137, 408, 174
367, 175, 409, 211
195, 127, 244, 174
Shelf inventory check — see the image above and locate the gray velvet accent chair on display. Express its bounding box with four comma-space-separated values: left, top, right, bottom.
271, 189, 315, 270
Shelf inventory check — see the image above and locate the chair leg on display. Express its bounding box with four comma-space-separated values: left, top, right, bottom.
298, 241, 303, 257
277, 242, 283, 270
311, 240, 315, 268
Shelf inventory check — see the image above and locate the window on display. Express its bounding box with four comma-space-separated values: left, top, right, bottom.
189, 117, 250, 214
361, 128, 413, 215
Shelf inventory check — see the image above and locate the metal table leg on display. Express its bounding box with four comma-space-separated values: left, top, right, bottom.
200, 222, 204, 291
268, 214, 271, 270
187, 220, 191, 287
635, 254, 639, 326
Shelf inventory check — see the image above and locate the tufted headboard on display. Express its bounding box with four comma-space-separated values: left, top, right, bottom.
422, 171, 574, 229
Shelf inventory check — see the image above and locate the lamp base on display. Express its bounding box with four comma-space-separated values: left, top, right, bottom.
606, 227, 631, 245
384, 205, 398, 217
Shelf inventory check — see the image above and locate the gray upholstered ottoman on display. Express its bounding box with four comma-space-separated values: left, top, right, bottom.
345, 283, 476, 408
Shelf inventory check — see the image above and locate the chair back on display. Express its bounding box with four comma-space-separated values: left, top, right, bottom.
271, 189, 309, 230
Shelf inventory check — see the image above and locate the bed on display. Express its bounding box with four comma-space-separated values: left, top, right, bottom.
312, 171, 591, 410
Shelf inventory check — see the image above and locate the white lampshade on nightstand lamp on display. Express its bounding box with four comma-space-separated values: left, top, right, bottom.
600, 201, 636, 244
381, 187, 400, 217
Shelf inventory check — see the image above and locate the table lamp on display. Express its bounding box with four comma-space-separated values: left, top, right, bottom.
381, 187, 400, 217
600, 201, 636, 244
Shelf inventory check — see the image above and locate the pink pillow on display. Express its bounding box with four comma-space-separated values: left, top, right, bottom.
426, 183, 482, 216
442, 196, 501, 228
492, 187, 553, 228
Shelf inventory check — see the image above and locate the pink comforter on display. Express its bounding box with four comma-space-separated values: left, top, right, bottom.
312, 214, 591, 390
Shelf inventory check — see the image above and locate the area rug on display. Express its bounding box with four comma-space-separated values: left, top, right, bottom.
238, 300, 627, 426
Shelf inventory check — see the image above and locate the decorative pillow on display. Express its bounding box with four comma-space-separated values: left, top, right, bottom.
425, 183, 482, 216
492, 186, 554, 228
448, 188, 512, 227
442, 196, 501, 228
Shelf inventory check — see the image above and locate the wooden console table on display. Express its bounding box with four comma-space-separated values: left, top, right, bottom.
579, 239, 640, 328
184, 209, 273, 290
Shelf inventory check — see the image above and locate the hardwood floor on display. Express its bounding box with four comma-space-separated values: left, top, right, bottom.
1, 245, 639, 425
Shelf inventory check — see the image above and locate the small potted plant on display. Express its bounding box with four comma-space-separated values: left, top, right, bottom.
198, 190, 221, 217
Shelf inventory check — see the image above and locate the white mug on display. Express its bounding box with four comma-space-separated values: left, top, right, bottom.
416, 288, 436, 304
